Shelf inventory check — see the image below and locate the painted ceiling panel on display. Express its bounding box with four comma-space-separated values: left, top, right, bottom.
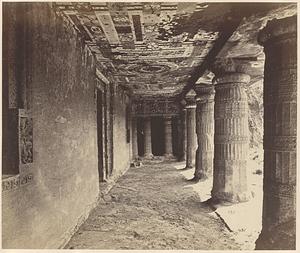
54, 2, 297, 97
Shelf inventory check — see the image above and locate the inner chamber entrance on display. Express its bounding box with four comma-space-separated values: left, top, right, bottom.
151, 117, 165, 156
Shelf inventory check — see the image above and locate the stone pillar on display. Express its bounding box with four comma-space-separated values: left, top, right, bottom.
181, 107, 187, 161
193, 85, 215, 181
255, 16, 296, 250
164, 116, 174, 158
143, 117, 153, 159
132, 116, 138, 160
211, 58, 251, 203
185, 97, 196, 169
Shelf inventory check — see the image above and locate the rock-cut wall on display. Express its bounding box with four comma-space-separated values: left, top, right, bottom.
2, 3, 100, 248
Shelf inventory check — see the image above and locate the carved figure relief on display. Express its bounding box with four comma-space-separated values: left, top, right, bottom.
19, 117, 33, 164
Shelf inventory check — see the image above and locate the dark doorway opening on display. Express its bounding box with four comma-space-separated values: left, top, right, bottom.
137, 117, 144, 156
172, 117, 179, 157
151, 116, 164, 156
97, 89, 105, 182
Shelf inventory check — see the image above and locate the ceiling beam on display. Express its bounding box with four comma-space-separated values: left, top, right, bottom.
176, 8, 245, 102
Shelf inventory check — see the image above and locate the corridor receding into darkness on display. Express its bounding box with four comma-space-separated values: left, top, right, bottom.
2, 2, 297, 250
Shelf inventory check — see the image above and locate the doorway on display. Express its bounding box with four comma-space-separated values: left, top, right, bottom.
137, 117, 144, 156
97, 89, 105, 182
172, 117, 179, 157
151, 116, 164, 156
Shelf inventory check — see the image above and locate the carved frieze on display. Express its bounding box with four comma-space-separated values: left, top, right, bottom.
2, 174, 33, 192
132, 99, 180, 116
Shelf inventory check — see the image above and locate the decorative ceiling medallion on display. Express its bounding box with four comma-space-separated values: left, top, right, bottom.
139, 64, 170, 73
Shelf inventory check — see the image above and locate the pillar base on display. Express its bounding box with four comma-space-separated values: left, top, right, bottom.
164, 153, 176, 160
143, 153, 154, 159
192, 173, 209, 182
211, 190, 251, 203
178, 155, 186, 162
184, 164, 194, 170
255, 220, 296, 250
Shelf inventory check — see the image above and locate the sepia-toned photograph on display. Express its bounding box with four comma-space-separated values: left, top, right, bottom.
1, 1, 297, 250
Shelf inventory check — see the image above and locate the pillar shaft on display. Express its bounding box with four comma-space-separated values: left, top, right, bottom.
256, 16, 296, 250
211, 59, 251, 203
185, 100, 196, 168
164, 116, 173, 157
194, 86, 215, 180
132, 117, 138, 159
181, 109, 187, 161
143, 117, 153, 158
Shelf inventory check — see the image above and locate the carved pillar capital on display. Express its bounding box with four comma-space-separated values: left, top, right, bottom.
211, 58, 251, 86
163, 115, 172, 121
194, 84, 215, 103
185, 96, 196, 109
258, 15, 297, 46
179, 99, 187, 111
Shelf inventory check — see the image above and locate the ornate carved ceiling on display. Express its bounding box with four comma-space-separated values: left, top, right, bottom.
54, 2, 296, 98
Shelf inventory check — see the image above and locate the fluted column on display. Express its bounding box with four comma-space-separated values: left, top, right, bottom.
255, 16, 296, 250
132, 116, 138, 160
164, 116, 174, 158
193, 85, 215, 181
211, 58, 251, 203
181, 107, 187, 161
143, 117, 153, 159
177, 100, 187, 162
185, 97, 196, 169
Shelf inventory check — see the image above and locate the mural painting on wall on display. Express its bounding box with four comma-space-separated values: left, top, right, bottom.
19, 117, 33, 164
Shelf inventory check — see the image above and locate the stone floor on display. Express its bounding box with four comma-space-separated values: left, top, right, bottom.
65, 161, 245, 250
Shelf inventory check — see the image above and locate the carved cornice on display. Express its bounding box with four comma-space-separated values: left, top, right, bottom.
258, 15, 297, 46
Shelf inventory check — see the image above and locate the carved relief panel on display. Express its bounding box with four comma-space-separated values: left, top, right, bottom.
19, 109, 33, 164
132, 99, 180, 116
